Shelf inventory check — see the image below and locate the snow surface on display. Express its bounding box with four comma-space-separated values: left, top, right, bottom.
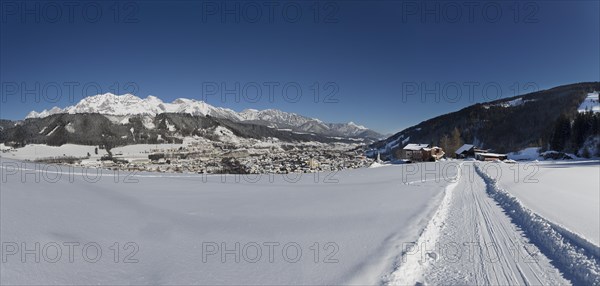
477, 162, 600, 285
578, 92, 600, 113
387, 162, 572, 285
401, 136, 410, 145
483, 97, 536, 109
508, 147, 541, 160
0, 144, 108, 161
46, 125, 60, 136
0, 159, 457, 285
65, 123, 75, 133
213, 126, 240, 143
500, 97, 528, 107
2, 152, 597, 285
0, 144, 13, 151
346, 121, 367, 130
489, 160, 600, 247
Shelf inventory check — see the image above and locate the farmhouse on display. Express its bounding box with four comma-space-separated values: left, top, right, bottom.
400, 143, 430, 161
399, 144, 445, 162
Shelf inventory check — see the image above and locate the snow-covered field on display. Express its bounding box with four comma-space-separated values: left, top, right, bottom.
0, 158, 458, 285
0, 144, 108, 161
490, 160, 600, 246
2, 157, 598, 285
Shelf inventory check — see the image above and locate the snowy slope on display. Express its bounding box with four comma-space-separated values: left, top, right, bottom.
238, 108, 316, 127
578, 92, 600, 113
0, 159, 456, 285
237, 109, 373, 137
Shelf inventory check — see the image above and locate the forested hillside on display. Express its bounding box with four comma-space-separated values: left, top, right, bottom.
371, 82, 600, 157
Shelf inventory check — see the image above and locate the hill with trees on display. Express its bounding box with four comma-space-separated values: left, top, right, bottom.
371, 82, 600, 158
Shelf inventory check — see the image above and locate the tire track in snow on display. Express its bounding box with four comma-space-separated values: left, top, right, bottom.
385, 162, 569, 285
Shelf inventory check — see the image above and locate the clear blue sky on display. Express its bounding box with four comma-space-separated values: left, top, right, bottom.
1, 1, 598, 134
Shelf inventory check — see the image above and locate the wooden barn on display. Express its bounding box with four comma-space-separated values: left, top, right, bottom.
455, 144, 489, 159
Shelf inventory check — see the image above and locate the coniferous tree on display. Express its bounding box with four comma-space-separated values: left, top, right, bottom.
551, 114, 571, 151
571, 113, 587, 150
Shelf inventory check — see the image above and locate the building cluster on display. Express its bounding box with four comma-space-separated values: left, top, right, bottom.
398, 143, 445, 162
454, 144, 508, 161
90, 141, 372, 174
390, 143, 508, 163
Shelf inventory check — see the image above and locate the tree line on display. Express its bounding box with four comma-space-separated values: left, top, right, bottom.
550, 110, 600, 157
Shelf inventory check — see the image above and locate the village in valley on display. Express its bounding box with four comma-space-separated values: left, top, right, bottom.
0, 137, 373, 174
0, 135, 521, 175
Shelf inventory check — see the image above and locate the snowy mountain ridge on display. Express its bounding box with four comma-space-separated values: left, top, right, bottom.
26, 93, 382, 139
26, 93, 242, 121
238, 108, 319, 127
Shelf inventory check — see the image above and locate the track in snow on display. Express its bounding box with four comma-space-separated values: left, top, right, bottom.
387, 163, 570, 285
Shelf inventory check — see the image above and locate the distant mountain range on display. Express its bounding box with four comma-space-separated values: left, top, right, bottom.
0, 93, 383, 148
5, 83, 599, 155
24, 93, 383, 140
370, 82, 600, 157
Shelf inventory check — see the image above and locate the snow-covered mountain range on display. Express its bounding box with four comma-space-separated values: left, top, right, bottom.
26, 94, 242, 121
26, 93, 382, 139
